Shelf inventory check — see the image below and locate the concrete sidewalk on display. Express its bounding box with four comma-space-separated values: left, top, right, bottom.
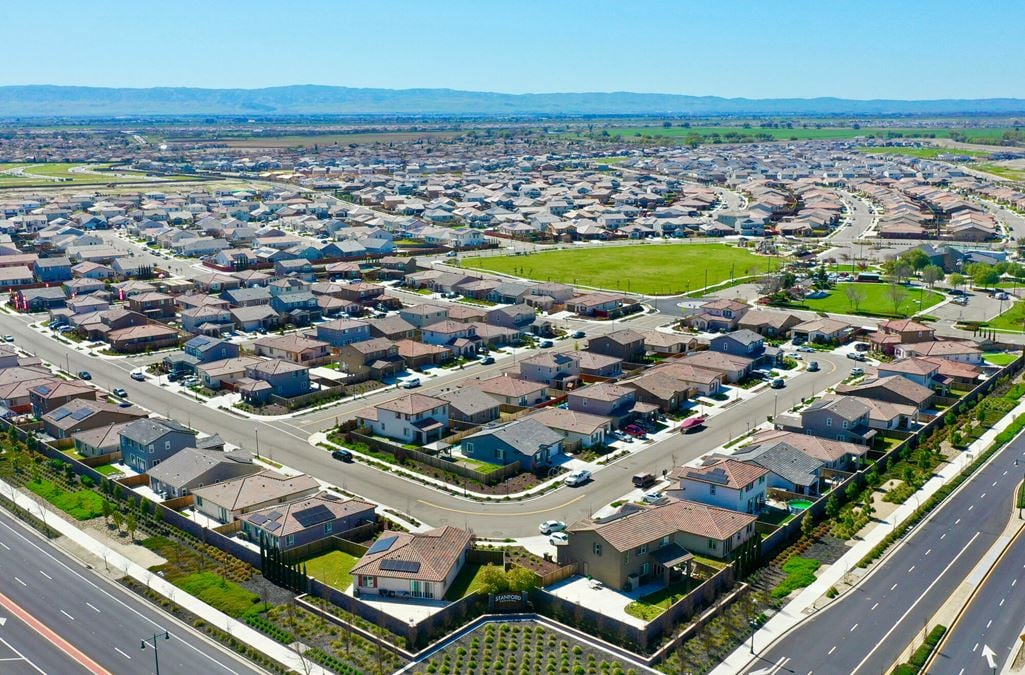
0, 477, 330, 675
713, 398, 1025, 675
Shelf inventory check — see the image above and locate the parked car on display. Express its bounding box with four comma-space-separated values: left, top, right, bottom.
563, 469, 591, 486
77, 370, 91, 380
642, 492, 666, 505
995, 292, 1010, 301
117, 400, 133, 408
791, 336, 806, 346
538, 520, 566, 535
953, 296, 968, 305
549, 532, 569, 545
807, 361, 819, 372
852, 342, 870, 352
402, 378, 421, 389
797, 346, 815, 353
770, 377, 785, 389
480, 356, 495, 365
331, 449, 353, 462
623, 424, 647, 439
112, 388, 128, 398
846, 352, 866, 362
850, 367, 864, 377
2, 335, 13, 343
131, 371, 147, 381
632, 472, 656, 488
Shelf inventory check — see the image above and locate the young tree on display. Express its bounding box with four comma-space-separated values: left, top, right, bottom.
476, 564, 510, 594
125, 513, 138, 543
947, 272, 965, 291
111, 511, 124, 534
844, 284, 866, 312
101, 499, 113, 528
922, 265, 944, 288
887, 283, 910, 316
506, 566, 539, 592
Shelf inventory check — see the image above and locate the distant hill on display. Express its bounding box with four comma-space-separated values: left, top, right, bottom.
2, 85, 1025, 117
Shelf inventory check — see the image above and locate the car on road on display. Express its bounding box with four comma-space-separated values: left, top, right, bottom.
770, 377, 785, 389
571, 331, 586, 339
953, 296, 968, 305
131, 371, 147, 381
807, 361, 819, 372
995, 292, 1010, 301
797, 346, 815, 353
331, 449, 353, 462
549, 532, 569, 545
539, 340, 554, 348
846, 352, 866, 361
77, 370, 91, 380
538, 520, 566, 535
446, 251, 458, 257
480, 356, 495, 365
401, 377, 421, 389
112, 387, 128, 398
2, 335, 13, 342
563, 469, 591, 486
117, 400, 133, 408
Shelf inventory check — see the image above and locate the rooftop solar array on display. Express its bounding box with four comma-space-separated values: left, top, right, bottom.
50, 408, 71, 421
379, 559, 421, 574
366, 535, 398, 555
293, 504, 334, 528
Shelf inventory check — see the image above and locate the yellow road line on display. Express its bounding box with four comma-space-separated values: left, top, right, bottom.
418, 493, 587, 516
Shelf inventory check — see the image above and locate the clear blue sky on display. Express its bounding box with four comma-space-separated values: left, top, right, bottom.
5, 0, 1023, 99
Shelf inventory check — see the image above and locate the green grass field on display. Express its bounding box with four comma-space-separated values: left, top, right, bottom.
857, 146, 991, 159
788, 283, 944, 318
0, 162, 195, 187
303, 550, 359, 591
24, 479, 105, 520
573, 125, 1023, 146
984, 352, 1019, 366
462, 243, 771, 295
217, 131, 464, 148
176, 571, 263, 619
986, 301, 1025, 332
972, 163, 1025, 182
444, 563, 491, 600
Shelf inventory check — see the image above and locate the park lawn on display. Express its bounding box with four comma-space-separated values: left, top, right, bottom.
984, 352, 1019, 366
624, 579, 698, 621
444, 563, 491, 600
986, 301, 1025, 332
25, 479, 105, 520
463, 243, 770, 295
303, 550, 359, 592
857, 146, 990, 159
0, 162, 181, 187
790, 283, 944, 317
175, 571, 263, 619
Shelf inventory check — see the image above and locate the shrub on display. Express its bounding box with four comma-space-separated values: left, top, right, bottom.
771, 557, 821, 599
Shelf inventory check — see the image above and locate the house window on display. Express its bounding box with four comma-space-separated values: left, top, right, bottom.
707, 540, 718, 551
641, 562, 650, 576
662, 535, 670, 546
324, 522, 333, 534
842, 420, 849, 429
286, 535, 295, 547
593, 543, 602, 556
709, 484, 717, 495
758, 476, 765, 484
165, 441, 171, 450
638, 544, 648, 555
464, 442, 474, 453
826, 417, 832, 427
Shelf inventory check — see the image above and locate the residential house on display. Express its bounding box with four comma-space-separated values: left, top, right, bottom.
356, 393, 449, 446
518, 352, 581, 389
587, 329, 645, 363
729, 443, 825, 496
461, 417, 563, 470
790, 318, 854, 344
776, 395, 876, 444
421, 320, 480, 357
316, 318, 372, 347
119, 418, 198, 473
685, 299, 749, 332
43, 400, 146, 439
338, 338, 405, 381
107, 324, 180, 353
254, 334, 332, 367
475, 375, 548, 406
192, 471, 321, 523
835, 375, 936, 410
352, 526, 473, 600
241, 493, 377, 551
669, 459, 769, 514
437, 387, 501, 425
148, 448, 260, 498
29, 380, 96, 417
526, 408, 612, 449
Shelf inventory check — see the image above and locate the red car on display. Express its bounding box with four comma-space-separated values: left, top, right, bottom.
623, 424, 647, 439
680, 416, 707, 433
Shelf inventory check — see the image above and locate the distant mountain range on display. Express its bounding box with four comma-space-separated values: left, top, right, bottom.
2, 85, 1025, 117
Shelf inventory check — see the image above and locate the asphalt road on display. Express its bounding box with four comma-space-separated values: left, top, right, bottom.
929, 516, 1025, 674
0, 508, 265, 675
743, 428, 1025, 675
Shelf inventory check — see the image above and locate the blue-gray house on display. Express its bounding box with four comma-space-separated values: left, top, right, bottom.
119, 418, 197, 473
239, 359, 311, 404
184, 335, 240, 363
461, 418, 563, 471
34, 256, 73, 283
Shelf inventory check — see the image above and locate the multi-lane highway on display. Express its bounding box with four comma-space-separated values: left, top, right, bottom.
743, 428, 1025, 675
0, 508, 264, 675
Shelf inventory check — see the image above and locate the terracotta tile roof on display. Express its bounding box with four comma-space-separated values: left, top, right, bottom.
351, 526, 472, 582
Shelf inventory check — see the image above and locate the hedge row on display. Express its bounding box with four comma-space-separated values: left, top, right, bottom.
890, 624, 946, 674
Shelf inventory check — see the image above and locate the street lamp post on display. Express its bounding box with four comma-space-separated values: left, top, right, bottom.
749, 619, 758, 654
141, 631, 170, 675
255, 428, 260, 458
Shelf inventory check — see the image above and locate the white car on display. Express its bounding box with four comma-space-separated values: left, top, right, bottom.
549, 532, 569, 545
563, 469, 592, 486
642, 492, 666, 505
538, 520, 566, 535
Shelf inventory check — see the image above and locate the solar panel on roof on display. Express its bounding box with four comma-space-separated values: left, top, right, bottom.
266, 511, 283, 520
293, 504, 334, 528
367, 535, 398, 555
50, 408, 72, 421
379, 559, 421, 574
71, 408, 93, 420
266, 522, 281, 531
248, 514, 268, 525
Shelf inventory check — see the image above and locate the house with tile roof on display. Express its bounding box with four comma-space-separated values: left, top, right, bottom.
356, 393, 449, 446
668, 459, 769, 514
192, 470, 321, 523
352, 526, 473, 600
559, 499, 756, 591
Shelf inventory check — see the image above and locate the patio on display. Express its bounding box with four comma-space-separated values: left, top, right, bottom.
546, 575, 683, 628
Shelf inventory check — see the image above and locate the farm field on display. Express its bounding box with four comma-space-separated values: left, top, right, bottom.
972, 162, 1025, 182
577, 126, 1023, 145
786, 283, 945, 318
463, 243, 771, 295
0, 162, 196, 187
215, 130, 465, 148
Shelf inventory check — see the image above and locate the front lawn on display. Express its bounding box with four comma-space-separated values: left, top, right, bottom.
463, 243, 770, 295
25, 479, 105, 520
786, 283, 944, 318
444, 562, 490, 600
624, 579, 698, 621
302, 550, 359, 592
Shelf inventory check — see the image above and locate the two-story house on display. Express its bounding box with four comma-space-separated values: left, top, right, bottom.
587, 329, 646, 363
868, 318, 936, 356
685, 299, 749, 332
316, 318, 372, 347
253, 334, 331, 367
338, 338, 405, 381
776, 395, 876, 444
518, 352, 581, 388
119, 418, 198, 473
708, 329, 781, 368
356, 393, 449, 445
668, 459, 768, 514
420, 320, 480, 357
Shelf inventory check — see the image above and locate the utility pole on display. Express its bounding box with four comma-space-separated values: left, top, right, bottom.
141, 631, 169, 675
255, 428, 260, 458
